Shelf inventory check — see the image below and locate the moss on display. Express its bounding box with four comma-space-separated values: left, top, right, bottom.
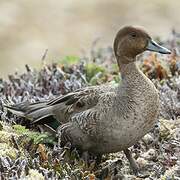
13, 125, 56, 145
13, 124, 29, 134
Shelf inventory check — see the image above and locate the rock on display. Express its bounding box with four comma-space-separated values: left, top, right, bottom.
136, 157, 148, 169
142, 134, 154, 145
141, 149, 157, 161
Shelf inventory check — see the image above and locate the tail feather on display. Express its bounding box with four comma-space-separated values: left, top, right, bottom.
16, 101, 48, 113
4, 91, 78, 129
4, 105, 26, 117
26, 106, 53, 123
4, 102, 54, 123
4, 101, 47, 113
4, 101, 67, 127
23, 102, 48, 113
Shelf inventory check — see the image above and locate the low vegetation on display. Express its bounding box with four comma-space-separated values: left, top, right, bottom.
0, 30, 180, 179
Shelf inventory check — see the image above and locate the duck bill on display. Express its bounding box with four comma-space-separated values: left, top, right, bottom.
146, 39, 171, 54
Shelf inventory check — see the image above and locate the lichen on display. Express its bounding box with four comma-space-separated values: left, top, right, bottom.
0, 142, 17, 159
24, 169, 44, 180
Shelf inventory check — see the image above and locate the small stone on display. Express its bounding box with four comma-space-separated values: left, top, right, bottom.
142, 134, 154, 145
141, 148, 157, 161
136, 157, 148, 169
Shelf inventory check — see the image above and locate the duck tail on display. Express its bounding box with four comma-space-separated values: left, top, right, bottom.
4, 92, 76, 128
4, 102, 54, 124
4, 104, 26, 117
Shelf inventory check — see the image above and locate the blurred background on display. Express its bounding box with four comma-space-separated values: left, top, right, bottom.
0, 0, 179, 78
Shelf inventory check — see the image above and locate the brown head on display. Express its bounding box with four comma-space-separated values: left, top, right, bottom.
114, 26, 171, 64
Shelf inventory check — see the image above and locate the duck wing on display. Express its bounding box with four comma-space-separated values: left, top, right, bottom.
57, 91, 116, 148
5, 84, 117, 126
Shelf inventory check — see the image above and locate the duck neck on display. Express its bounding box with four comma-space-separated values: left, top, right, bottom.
117, 56, 147, 90
118, 58, 139, 79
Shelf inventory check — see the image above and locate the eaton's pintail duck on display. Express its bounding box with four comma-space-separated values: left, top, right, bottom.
6, 26, 171, 174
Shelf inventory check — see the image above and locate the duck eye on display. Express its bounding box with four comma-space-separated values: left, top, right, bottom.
131, 33, 137, 38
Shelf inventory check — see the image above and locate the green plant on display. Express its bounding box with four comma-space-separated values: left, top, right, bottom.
13, 125, 55, 145
85, 63, 106, 82
60, 56, 80, 65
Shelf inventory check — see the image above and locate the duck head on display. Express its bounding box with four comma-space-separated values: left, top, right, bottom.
114, 26, 171, 64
